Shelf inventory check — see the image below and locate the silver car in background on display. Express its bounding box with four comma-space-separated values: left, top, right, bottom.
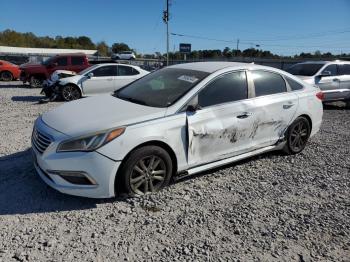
287, 61, 350, 104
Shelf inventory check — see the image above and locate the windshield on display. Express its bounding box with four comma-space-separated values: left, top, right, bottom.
78, 65, 97, 75
114, 68, 209, 107
286, 63, 325, 76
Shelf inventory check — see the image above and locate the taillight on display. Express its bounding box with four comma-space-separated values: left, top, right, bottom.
316, 91, 324, 101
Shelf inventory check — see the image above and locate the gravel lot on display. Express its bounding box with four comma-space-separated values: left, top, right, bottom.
0, 81, 349, 262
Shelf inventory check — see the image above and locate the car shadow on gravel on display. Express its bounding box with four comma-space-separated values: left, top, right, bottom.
11, 96, 44, 102
0, 149, 114, 216
0, 83, 30, 89
323, 102, 350, 110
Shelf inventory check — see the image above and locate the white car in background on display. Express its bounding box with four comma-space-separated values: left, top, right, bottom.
111, 51, 136, 60
32, 62, 323, 198
57, 63, 149, 101
286, 60, 350, 103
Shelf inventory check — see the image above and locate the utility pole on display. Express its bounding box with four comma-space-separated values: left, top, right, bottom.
236, 39, 239, 56
163, 0, 170, 65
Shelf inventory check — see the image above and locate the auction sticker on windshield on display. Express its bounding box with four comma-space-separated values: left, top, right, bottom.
178, 75, 199, 83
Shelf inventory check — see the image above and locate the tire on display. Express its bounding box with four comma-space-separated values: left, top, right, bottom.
30, 76, 43, 88
283, 116, 311, 155
0, 71, 13, 81
61, 85, 81, 101
116, 146, 173, 196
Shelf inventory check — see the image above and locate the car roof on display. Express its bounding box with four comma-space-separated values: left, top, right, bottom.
92, 63, 140, 69
295, 60, 350, 65
168, 61, 275, 73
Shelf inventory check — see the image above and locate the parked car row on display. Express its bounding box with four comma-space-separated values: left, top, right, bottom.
31, 62, 323, 198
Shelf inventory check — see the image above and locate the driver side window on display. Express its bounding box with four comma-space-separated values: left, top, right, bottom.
198, 71, 248, 108
321, 64, 337, 76
91, 66, 118, 77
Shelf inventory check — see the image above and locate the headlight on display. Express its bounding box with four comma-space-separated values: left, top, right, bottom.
57, 127, 125, 152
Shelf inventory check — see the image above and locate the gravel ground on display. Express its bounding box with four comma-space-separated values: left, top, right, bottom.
0, 81, 349, 262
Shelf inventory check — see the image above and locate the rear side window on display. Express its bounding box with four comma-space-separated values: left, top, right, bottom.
286, 77, 304, 91
321, 64, 337, 76
118, 65, 138, 76
92, 65, 118, 77
252, 71, 287, 97
71, 56, 85, 65
198, 71, 248, 108
338, 64, 350, 75
56, 57, 68, 66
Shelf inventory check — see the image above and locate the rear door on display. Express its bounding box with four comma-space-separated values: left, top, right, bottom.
187, 71, 257, 167
114, 65, 141, 90
81, 65, 118, 95
248, 70, 299, 145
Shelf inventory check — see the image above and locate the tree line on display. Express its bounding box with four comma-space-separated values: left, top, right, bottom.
0, 29, 132, 56
0, 29, 349, 60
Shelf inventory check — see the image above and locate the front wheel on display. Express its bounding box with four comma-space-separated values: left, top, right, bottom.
61, 85, 81, 101
0, 71, 13, 81
283, 117, 311, 154
116, 146, 173, 196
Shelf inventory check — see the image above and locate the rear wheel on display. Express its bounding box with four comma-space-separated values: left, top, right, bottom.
283, 117, 311, 154
61, 85, 81, 101
116, 146, 173, 196
30, 76, 43, 88
0, 71, 13, 81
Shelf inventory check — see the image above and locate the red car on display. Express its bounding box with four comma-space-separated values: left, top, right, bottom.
20, 53, 91, 88
0, 60, 21, 81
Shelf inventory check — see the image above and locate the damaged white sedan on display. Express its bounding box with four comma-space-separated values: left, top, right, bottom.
32, 62, 323, 198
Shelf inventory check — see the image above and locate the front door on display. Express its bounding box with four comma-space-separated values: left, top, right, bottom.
316, 64, 340, 92
82, 65, 118, 95
187, 71, 257, 167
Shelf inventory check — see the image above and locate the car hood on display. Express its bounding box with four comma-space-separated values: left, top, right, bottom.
59, 75, 84, 85
42, 95, 167, 137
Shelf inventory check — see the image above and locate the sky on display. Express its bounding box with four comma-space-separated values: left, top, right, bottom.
1, 0, 350, 56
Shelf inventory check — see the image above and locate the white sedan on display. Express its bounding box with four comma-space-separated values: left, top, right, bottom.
57, 63, 149, 101
31, 62, 323, 198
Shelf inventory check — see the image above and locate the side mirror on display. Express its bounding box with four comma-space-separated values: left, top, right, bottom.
87, 72, 94, 78
318, 71, 331, 78
186, 95, 201, 112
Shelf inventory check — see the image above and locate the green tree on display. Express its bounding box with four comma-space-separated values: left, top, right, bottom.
96, 41, 110, 56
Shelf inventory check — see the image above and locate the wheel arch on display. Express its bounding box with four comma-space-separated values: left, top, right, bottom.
114, 140, 178, 194
297, 114, 312, 133
62, 82, 83, 96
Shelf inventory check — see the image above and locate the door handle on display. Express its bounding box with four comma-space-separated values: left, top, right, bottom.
332, 78, 340, 82
237, 112, 252, 119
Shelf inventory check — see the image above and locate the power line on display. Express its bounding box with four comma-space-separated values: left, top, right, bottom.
171, 32, 350, 49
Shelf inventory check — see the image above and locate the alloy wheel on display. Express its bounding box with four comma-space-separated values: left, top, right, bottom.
289, 121, 309, 152
62, 86, 80, 101
130, 155, 166, 195
1, 71, 13, 81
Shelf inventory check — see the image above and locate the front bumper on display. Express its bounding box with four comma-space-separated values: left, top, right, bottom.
31, 118, 121, 198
